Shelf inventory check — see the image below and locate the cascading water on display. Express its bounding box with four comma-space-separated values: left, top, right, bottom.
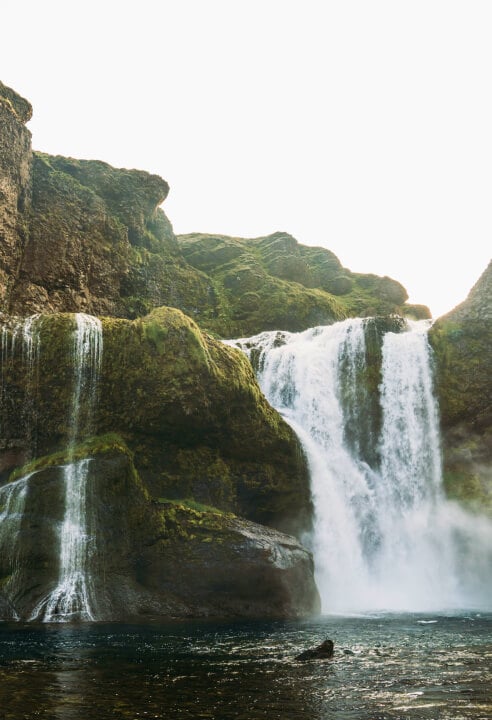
232, 318, 492, 612
0, 314, 42, 443
31, 313, 103, 622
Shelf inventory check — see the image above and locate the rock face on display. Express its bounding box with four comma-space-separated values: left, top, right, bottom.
0, 309, 311, 535
0, 440, 319, 621
0, 80, 425, 334
429, 261, 492, 513
0, 308, 318, 620
178, 232, 429, 336
6, 153, 216, 320
0, 83, 32, 309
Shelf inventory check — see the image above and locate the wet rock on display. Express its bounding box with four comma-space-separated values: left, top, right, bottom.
295, 639, 334, 661
0, 441, 320, 621
429, 261, 492, 514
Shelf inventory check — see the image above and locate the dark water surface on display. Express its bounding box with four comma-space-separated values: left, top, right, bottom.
0, 613, 490, 719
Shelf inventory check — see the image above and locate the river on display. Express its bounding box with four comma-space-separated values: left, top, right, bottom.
0, 613, 490, 719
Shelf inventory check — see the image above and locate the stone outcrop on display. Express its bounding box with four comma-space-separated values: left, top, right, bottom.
0, 440, 319, 620
178, 232, 430, 336
295, 639, 334, 661
0, 309, 312, 536
430, 261, 492, 513
0, 82, 32, 308
0, 79, 425, 335
6, 153, 216, 320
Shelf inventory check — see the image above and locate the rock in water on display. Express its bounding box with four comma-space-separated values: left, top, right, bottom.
295, 639, 334, 661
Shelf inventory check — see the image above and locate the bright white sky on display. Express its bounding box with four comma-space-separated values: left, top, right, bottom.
1, 0, 491, 317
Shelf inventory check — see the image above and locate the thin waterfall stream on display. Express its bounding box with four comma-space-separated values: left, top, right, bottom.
231, 318, 492, 613
32, 313, 103, 621
0, 313, 103, 622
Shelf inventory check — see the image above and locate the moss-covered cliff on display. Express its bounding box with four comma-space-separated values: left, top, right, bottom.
0, 81, 427, 337
0, 308, 311, 534
177, 232, 430, 336
0, 82, 32, 309
430, 261, 492, 513
6, 78, 487, 620
0, 307, 320, 620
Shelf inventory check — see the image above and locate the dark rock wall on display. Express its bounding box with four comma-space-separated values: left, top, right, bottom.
0, 440, 319, 621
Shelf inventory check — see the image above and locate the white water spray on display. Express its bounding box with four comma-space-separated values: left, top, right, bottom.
232, 319, 492, 612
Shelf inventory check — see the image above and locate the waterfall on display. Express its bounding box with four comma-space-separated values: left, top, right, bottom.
0, 314, 42, 443
232, 319, 492, 612
0, 474, 31, 618
31, 314, 103, 622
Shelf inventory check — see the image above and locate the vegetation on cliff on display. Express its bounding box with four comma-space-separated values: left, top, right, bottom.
178, 232, 430, 336
1, 79, 427, 336
430, 261, 492, 513
1, 437, 319, 620
0, 308, 311, 535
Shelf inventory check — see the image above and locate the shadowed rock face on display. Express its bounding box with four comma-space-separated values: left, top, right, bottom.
429, 261, 492, 513
0, 444, 320, 621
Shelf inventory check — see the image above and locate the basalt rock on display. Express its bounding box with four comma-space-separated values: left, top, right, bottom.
295, 639, 335, 661
0, 308, 312, 536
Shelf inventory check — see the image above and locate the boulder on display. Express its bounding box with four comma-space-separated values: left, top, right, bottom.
296, 639, 334, 661
0, 439, 320, 621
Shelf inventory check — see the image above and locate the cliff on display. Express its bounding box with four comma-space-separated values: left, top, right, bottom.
430, 261, 492, 513
0, 310, 318, 620
3, 78, 484, 621
178, 232, 429, 336
0, 82, 32, 308
0, 83, 426, 335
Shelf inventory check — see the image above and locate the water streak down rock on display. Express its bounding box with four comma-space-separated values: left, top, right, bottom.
30, 314, 102, 621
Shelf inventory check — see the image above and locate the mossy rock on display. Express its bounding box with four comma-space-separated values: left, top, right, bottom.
0, 81, 32, 123
0, 437, 319, 620
178, 232, 418, 336
0, 308, 311, 534
429, 261, 492, 511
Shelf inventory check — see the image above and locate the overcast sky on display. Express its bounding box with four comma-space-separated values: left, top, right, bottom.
2, 0, 491, 317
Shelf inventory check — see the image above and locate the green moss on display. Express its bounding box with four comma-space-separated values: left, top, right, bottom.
155, 499, 239, 546
177, 232, 418, 336
430, 317, 491, 428
2, 305, 311, 533
155, 497, 233, 517
443, 470, 492, 515
9, 433, 131, 482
